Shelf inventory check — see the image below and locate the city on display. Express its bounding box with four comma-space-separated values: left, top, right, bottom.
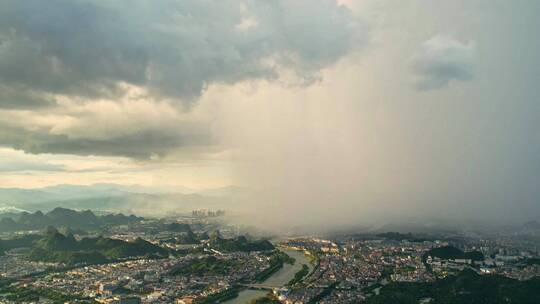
1, 208, 539, 303
0, 0, 539, 303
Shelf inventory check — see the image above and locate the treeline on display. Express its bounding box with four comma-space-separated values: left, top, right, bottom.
254, 251, 294, 282
209, 234, 275, 252
287, 264, 309, 286
423, 246, 484, 262
376, 232, 431, 242
250, 295, 281, 304
366, 269, 540, 304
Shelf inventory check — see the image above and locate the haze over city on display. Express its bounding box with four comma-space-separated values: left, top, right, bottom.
2, 2, 540, 304
1, 0, 539, 231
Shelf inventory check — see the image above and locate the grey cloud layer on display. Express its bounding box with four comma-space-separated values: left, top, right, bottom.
0, 0, 361, 108
411, 35, 475, 90
0, 0, 361, 158
0, 117, 213, 159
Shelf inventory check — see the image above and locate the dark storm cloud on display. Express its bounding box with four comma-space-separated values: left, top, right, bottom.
0, 0, 362, 108
0, 120, 213, 159
0, 0, 362, 158
0, 85, 56, 109
411, 35, 475, 90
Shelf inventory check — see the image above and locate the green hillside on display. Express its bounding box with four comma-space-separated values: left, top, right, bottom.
423, 246, 484, 261
25, 228, 167, 265
366, 269, 540, 304
209, 234, 274, 252
0, 207, 141, 232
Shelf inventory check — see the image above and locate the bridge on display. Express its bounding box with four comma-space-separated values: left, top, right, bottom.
240, 283, 332, 290
239, 283, 282, 290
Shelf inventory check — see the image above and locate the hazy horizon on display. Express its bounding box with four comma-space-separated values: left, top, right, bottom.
1, 1, 539, 231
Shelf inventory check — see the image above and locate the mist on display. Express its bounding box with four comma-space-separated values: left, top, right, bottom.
212, 53, 540, 232
0, 1, 539, 233
195, 1, 540, 232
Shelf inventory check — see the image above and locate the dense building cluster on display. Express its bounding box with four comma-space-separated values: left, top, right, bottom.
273, 234, 540, 304
28, 253, 269, 303
1, 214, 539, 304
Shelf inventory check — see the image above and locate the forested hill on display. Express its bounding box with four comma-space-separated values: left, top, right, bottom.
366, 269, 540, 304
1, 228, 168, 265
0, 207, 141, 232
423, 246, 484, 261
209, 233, 275, 252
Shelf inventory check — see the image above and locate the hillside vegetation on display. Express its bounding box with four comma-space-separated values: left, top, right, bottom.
18, 228, 168, 265
366, 269, 540, 304
423, 246, 484, 262
0, 207, 141, 232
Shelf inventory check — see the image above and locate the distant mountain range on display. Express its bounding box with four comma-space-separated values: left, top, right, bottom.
0, 183, 187, 206
0, 184, 250, 216
0, 207, 141, 232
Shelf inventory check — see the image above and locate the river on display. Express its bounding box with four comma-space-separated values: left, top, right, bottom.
223, 249, 313, 304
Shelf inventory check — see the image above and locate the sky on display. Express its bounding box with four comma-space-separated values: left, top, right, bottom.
0, 0, 539, 225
